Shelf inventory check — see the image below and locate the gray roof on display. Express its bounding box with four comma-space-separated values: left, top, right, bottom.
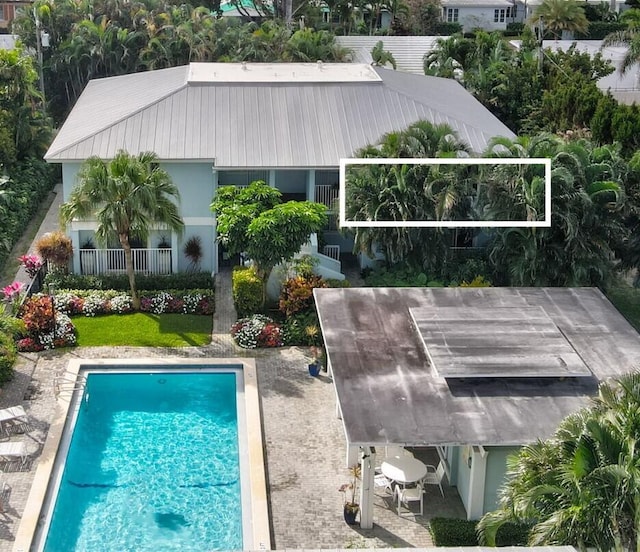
313, 287, 640, 447
45, 63, 515, 164
335, 36, 441, 74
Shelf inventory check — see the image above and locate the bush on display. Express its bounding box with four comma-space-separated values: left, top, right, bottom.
231, 314, 283, 349
46, 271, 214, 291
575, 21, 625, 39
434, 22, 463, 35
0, 333, 16, 385
429, 518, 477, 546
505, 22, 524, 34
279, 274, 327, 317
232, 266, 263, 317
36, 230, 73, 270
429, 518, 530, 546
282, 311, 323, 346
18, 295, 77, 350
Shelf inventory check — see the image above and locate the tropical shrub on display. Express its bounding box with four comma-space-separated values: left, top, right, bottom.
429, 518, 529, 546
279, 274, 327, 317
232, 266, 263, 317
18, 254, 44, 279
0, 333, 17, 385
282, 311, 323, 346
459, 275, 492, 287
231, 315, 283, 349
18, 295, 77, 351
36, 230, 73, 271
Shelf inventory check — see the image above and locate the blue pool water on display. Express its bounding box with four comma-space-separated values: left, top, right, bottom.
43, 371, 242, 552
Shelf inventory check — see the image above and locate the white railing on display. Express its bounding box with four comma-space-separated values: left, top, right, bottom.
79, 248, 173, 275
322, 245, 340, 261
315, 185, 339, 208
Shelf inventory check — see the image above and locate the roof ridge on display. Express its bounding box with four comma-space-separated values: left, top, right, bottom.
46, 76, 188, 160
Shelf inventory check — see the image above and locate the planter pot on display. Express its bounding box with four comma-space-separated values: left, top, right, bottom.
308, 363, 321, 377
343, 505, 359, 525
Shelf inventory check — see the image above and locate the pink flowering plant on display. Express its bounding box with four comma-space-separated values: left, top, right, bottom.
2, 281, 25, 315
18, 254, 43, 279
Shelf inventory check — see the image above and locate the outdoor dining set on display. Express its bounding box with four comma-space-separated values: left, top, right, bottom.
374, 447, 446, 517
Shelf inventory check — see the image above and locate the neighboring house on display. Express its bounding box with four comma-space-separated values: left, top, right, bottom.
335, 35, 440, 74
44, 62, 515, 277
0, 0, 29, 31
0, 33, 16, 49
440, 0, 520, 32
511, 39, 640, 104
314, 286, 640, 526
518, 0, 627, 20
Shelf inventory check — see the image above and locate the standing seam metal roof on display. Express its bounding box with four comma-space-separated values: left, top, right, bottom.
45, 63, 515, 164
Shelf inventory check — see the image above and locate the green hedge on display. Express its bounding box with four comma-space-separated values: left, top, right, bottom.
429, 518, 530, 546
47, 271, 214, 291
576, 21, 625, 39
434, 22, 463, 35
0, 333, 17, 386
232, 266, 262, 317
0, 159, 56, 271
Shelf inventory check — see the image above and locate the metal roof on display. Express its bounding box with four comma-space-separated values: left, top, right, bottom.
441, 0, 513, 6
313, 287, 640, 447
335, 36, 441, 75
45, 63, 515, 164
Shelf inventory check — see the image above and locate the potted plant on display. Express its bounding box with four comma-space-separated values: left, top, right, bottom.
308, 345, 324, 377
80, 237, 96, 275
157, 236, 171, 274
339, 464, 361, 525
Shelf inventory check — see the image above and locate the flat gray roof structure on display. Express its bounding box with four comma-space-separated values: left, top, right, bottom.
44, 63, 515, 164
314, 287, 640, 447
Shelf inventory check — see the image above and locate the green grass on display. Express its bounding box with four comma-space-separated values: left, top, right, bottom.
606, 284, 640, 333
72, 313, 212, 347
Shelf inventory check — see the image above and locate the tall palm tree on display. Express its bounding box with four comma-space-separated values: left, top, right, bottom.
60, 150, 184, 309
531, 0, 589, 39
478, 372, 640, 551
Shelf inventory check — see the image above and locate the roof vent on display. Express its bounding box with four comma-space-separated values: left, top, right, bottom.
317, 60, 323, 70
241, 62, 247, 71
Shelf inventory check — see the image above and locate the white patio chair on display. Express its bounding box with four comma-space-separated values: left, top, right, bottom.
395, 482, 424, 516
0, 441, 28, 470
423, 461, 445, 497
374, 472, 393, 495
0, 406, 30, 437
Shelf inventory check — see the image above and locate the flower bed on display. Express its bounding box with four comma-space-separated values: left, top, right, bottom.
17, 295, 77, 352
231, 315, 283, 349
52, 289, 214, 317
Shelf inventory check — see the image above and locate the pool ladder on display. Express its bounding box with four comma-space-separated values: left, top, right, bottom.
53, 372, 87, 401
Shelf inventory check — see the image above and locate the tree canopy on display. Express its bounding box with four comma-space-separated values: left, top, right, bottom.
210, 181, 327, 307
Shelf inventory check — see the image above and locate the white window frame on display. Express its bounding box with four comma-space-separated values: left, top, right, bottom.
446, 7, 459, 22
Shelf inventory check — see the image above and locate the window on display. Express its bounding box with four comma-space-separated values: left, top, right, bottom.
446, 8, 458, 22
508, 5, 516, 18
494, 8, 506, 22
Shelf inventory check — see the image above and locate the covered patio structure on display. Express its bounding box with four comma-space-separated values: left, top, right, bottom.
314, 287, 640, 528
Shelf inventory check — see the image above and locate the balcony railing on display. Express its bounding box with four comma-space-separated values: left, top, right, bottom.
79, 248, 173, 275
315, 185, 339, 208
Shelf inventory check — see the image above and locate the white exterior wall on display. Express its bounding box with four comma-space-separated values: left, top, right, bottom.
455, 6, 512, 31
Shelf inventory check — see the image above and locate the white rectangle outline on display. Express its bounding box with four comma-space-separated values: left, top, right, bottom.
339, 158, 552, 228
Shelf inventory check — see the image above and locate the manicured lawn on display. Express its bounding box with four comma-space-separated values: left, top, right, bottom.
606, 284, 640, 332
72, 313, 212, 347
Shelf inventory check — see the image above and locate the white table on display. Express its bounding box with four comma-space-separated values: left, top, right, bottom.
381, 456, 428, 486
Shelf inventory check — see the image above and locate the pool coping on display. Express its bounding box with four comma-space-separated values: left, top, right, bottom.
13, 357, 270, 552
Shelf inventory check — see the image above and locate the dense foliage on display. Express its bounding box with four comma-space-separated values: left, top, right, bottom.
13, 1, 350, 122
479, 372, 640, 550
47, 271, 214, 291
232, 266, 263, 317
429, 518, 529, 546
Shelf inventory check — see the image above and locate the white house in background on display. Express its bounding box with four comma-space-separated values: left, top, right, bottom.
517, 0, 627, 20
44, 62, 514, 278
441, 0, 520, 31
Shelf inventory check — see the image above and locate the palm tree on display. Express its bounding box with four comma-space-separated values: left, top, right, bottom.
603, 24, 640, 84
60, 150, 184, 309
531, 0, 589, 39
479, 372, 640, 551
484, 135, 625, 287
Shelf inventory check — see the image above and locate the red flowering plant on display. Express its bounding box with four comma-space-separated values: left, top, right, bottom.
257, 322, 283, 348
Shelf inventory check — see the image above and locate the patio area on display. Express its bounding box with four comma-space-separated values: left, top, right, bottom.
0, 343, 466, 551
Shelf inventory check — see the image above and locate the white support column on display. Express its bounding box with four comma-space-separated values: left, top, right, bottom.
306, 169, 316, 202
70, 231, 80, 274
359, 446, 375, 529
212, 168, 219, 275
467, 445, 488, 520
268, 170, 276, 188
346, 444, 359, 467
171, 233, 178, 273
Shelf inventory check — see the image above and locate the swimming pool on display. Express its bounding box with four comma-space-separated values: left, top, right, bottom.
19, 359, 270, 552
